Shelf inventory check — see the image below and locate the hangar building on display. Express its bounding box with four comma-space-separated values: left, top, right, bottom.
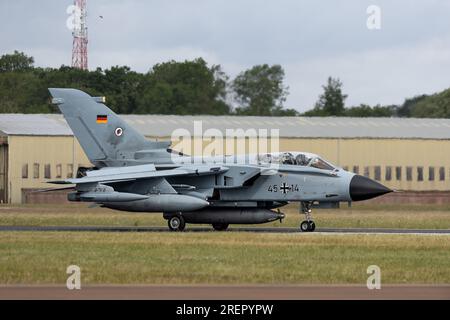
1, 114, 449, 204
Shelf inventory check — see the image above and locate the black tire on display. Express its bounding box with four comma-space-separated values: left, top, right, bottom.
300, 221, 310, 232
168, 216, 186, 231
212, 223, 229, 231
308, 221, 316, 232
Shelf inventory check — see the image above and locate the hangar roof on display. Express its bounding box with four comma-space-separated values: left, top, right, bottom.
0, 114, 72, 136
1, 113, 450, 139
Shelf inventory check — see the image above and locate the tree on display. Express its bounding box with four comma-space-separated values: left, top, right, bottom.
137, 58, 231, 115
344, 104, 396, 117
101, 66, 144, 114
305, 77, 347, 116
0, 71, 52, 113
410, 89, 450, 118
232, 64, 289, 116
396, 95, 428, 117
0, 51, 34, 72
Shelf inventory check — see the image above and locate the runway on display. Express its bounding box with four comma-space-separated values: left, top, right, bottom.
0, 225, 449, 234
0, 285, 449, 300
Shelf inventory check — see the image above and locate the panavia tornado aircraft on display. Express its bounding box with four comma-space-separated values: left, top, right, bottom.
48, 88, 392, 232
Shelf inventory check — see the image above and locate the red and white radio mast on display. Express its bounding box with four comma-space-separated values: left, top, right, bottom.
71, 0, 88, 70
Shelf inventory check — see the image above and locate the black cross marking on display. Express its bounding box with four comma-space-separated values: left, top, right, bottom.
280, 182, 290, 194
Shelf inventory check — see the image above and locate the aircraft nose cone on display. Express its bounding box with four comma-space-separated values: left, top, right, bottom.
349, 175, 392, 201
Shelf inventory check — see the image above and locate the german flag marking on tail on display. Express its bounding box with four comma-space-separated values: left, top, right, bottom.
96, 115, 108, 124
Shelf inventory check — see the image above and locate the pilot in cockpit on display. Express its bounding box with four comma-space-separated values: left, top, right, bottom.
280, 152, 294, 165
295, 153, 311, 166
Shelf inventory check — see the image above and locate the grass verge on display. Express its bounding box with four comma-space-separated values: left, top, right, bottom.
1, 203, 449, 229
0, 231, 448, 285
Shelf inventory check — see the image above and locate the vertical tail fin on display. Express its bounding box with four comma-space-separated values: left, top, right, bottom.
49, 88, 169, 167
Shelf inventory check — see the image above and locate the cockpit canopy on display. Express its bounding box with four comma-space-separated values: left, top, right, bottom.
257, 152, 336, 170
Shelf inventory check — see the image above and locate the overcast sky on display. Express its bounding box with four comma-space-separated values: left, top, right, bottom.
1, 0, 450, 111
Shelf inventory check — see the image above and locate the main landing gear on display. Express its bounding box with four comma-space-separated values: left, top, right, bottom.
168, 215, 186, 231
300, 202, 316, 232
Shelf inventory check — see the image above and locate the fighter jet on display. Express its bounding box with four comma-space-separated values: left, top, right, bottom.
48, 88, 392, 232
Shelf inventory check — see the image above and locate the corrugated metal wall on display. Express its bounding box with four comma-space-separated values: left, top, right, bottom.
8, 136, 90, 203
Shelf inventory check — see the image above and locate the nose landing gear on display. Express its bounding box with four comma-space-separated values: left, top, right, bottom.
300, 202, 316, 232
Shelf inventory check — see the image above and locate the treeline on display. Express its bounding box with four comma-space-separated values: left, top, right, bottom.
303, 77, 450, 118
0, 51, 295, 116
0, 51, 449, 117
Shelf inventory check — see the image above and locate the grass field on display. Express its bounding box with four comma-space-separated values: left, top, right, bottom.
1, 203, 450, 229
0, 203, 449, 285
0, 232, 449, 285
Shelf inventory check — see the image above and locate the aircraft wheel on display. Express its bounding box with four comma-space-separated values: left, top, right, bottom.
168, 216, 186, 231
300, 221, 310, 232
212, 223, 229, 231
308, 221, 316, 232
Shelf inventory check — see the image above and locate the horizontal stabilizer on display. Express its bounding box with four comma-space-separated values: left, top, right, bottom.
30, 186, 76, 192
